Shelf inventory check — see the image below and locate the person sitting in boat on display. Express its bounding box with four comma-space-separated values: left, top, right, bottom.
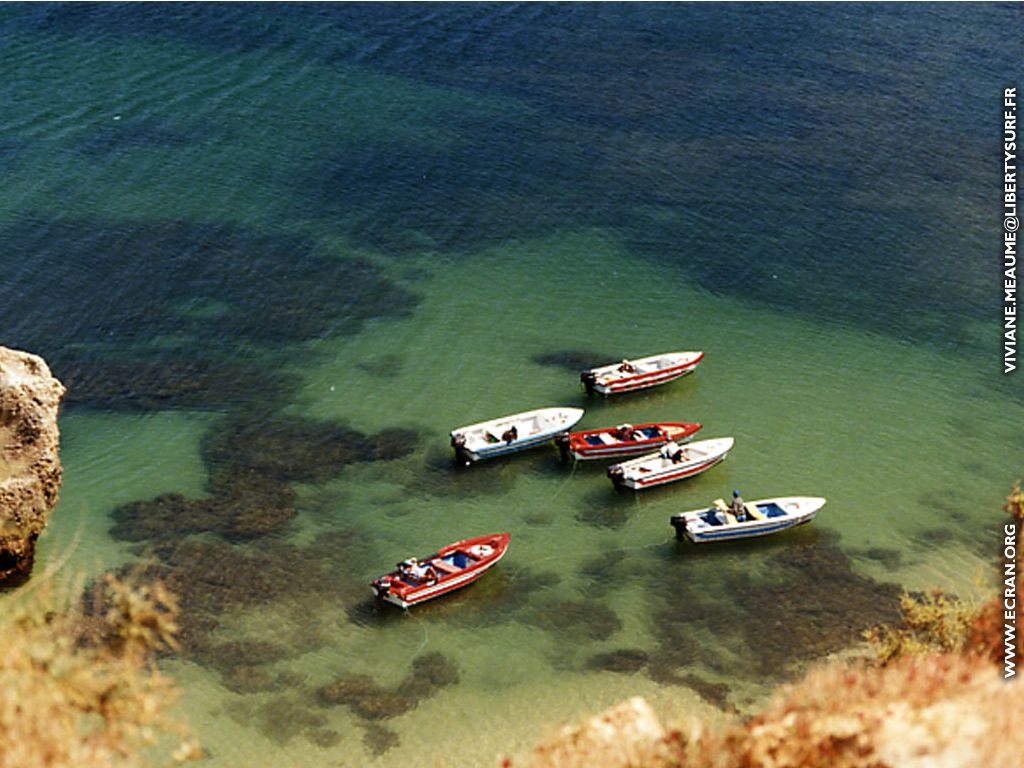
617, 359, 637, 373
613, 423, 636, 440
659, 440, 686, 463
401, 558, 438, 583
730, 490, 746, 520
501, 425, 519, 443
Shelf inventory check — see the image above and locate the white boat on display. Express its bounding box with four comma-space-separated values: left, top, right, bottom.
606, 437, 733, 490
580, 351, 703, 395
450, 407, 585, 464
671, 496, 826, 543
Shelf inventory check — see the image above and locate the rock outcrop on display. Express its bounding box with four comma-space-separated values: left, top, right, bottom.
0, 347, 65, 584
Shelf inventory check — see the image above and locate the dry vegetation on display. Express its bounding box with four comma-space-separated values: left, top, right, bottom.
519, 482, 1024, 768
0, 575, 200, 768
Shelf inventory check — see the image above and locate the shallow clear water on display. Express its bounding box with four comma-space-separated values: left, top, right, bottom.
1, 4, 1020, 765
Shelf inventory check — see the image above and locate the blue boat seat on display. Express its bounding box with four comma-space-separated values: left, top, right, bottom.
442, 551, 477, 569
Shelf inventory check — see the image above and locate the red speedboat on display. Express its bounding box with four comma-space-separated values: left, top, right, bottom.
560, 421, 702, 461
371, 533, 510, 609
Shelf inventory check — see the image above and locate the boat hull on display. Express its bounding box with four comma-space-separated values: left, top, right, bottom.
464, 432, 562, 462
594, 363, 699, 395
671, 497, 825, 543
607, 437, 733, 490
568, 422, 702, 461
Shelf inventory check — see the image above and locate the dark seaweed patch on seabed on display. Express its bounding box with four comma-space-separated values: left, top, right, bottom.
0, 218, 418, 410
532, 350, 615, 373
57, 354, 298, 413
303, 128, 583, 257
646, 535, 901, 682
0, 218, 418, 349
102, 528, 375, 669
574, 489, 635, 531
107, 408, 418, 540
77, 117, 206, 158
202, 410, 420, 485
15, 3, 1008, 351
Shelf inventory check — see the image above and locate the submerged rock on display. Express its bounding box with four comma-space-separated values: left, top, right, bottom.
0, 347, 65, 585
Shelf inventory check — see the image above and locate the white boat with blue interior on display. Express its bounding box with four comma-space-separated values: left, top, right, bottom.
671, 496, 826, 543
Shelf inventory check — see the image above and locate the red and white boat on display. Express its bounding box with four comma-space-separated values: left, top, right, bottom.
580, 351, 704, 395
607, 437, 733, 490
559, 421, 703, 461
370, 533, 510, 609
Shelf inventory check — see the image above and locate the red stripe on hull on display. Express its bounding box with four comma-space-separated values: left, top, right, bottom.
599, 364, 700, 394
631, 456, 724, 488
402, 569, 488, 605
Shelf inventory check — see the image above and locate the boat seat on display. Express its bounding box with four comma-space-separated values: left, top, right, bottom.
744, 502, 766, 521
713, 499, 737, 525
432, 560, 460, 575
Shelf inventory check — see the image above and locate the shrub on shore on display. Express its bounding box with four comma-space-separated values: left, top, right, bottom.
0, 575, 200, 768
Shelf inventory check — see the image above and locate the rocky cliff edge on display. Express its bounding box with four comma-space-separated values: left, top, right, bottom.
0, 347, 65, 584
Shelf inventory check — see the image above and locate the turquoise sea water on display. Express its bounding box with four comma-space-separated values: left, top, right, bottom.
1, 4, 1021, 765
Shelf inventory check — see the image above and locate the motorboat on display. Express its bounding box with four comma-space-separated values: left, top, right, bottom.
371, 532, 510, 608
606, 437, 733, 490
450, 407, 584, 464
560, 421, 702, 461
671, 496, 826, 543
580, 351, 703, 395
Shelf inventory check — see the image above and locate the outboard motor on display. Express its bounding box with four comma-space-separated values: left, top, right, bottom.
372, 577, 391, 600
554, 433, 571, 463
607, 465, 625, 486
580, 370, 597, 396
451, 433, 473, 467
